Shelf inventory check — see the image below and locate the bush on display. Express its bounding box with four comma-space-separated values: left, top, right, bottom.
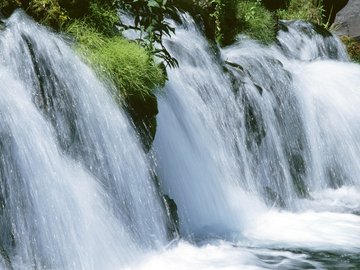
86, 0, 119, 36
277, 0, 324, 25
236, 0, 276, 44
66, 21, 165, 101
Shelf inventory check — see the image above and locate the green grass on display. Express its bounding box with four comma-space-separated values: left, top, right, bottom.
66, 21, 165, 101
235, 0, 276, 44
277, 0, 324, 25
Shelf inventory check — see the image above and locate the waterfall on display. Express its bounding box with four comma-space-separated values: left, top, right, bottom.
1, 6, 360, 269
152, 13, 360, 267
0, 10, 167, 269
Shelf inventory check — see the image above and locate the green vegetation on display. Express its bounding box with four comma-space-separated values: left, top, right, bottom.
0, 0, 169, 149
340, 36, 360, 63
65, 19, 164, 150
236, 0, 276, 44
0, 0, 168, 101
210, 0, 237, 45
0, 0, 176, 66
66, 20, 165, 100
277, 0, 324, 25
87, 0, 119, 35
117, 0, 178, 67
0, 0, 69, 28
198, 0, 276, 45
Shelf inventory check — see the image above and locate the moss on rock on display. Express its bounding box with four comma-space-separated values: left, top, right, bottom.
340, 36, 360, 63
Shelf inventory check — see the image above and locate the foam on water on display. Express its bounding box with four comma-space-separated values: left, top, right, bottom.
135, 240, 323, 270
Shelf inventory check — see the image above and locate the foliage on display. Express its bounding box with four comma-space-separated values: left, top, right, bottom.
87, 0, 119, 35
236, 0, 276, 44
0, 0, 70, 28
277, 0, 324, 25
205, 0, 276, 45
116, 0, 178, 67
27, 0, 69, 27
0, 0, 177, 67
210, 0, 237, 45
66, 20, 165, 100
340, 36, 360, 63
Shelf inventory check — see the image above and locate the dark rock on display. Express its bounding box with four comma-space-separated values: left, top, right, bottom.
163, 194, 179, 238
224, 61, 244, 72
334, 0, 360, 40
125, 93, 158, 152
262, 0, 287, 10
277, 21, 289, 33
244, 101, 266, 147
288, 152, 309, 198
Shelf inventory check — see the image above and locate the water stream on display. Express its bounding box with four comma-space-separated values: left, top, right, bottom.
0, 9, 359, 270
152, 14, 360, 269
0, 10, 167, 269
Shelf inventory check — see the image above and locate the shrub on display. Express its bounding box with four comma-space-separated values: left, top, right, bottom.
236, 0, 276, 44
86, 0, 119, 36
28, 0, 69, 28
66, 21, 165, 100
277, 0, 324, 25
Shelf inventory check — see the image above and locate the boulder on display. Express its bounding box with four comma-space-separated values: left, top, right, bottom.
334, 0, 360, 40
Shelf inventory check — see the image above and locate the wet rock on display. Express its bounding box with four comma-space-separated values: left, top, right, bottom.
125, 93, 158, 152
163, 194, 179, 238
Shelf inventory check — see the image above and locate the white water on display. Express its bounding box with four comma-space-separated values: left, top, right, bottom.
0, 11, 167, 269
1, 9, 360, 270
152, 14, 360, 269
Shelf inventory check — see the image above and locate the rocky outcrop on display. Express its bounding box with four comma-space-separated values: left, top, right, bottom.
334, 0, 360, 40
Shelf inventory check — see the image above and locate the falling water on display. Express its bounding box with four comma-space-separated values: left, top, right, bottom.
152, 13, 360, 268
1, 7, 360, 269
0, 10, 167, 269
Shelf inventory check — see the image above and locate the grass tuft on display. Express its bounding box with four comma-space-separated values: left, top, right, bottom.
277, 0, 324, 25
236, 0, 276, 44
66, 21, 165, 101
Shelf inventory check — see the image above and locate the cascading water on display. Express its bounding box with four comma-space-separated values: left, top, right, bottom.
0, 10, 168, 269
1, 6, 360, 269
151, 13, 360, 269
